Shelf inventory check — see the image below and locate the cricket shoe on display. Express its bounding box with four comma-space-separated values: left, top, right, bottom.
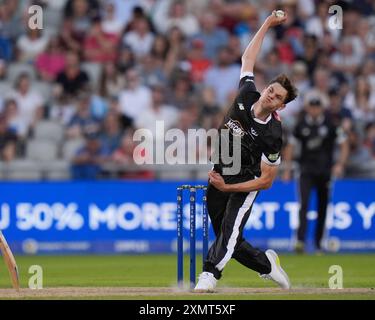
260, 249, 291, 289
194, 272, 217, 292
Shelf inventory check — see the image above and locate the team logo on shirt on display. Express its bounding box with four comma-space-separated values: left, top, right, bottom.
225, 118, 245, 137
250, 127, 258, 137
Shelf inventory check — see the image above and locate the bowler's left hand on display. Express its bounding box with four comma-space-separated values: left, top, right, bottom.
208, 170, 227, 191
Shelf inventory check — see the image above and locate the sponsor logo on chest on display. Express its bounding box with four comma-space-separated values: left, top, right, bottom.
225, 118, 245, 137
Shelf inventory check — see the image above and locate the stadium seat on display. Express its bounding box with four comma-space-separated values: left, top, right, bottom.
62, 138, 85, 161
81, 62, 102, 92
43, 160, 71, 180
3, 160, 43, 181
26, 139, 59, 162
0, 81, 12, 97
34, 120, 64, 143
7, 63, 37, 84
32, 81, 53, 102
43, 7, 64, 37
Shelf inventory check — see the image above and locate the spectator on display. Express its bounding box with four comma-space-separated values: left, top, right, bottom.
135, 84, 179, 134
71, 134, 109, 180
99, 62, 126, 98
16, 28, 49, 63
112, 131, 154, 179
61, 0, 99, 52
35, 37, 66, 81
344, 76, 375, 123
122, 16, 154, 59
110, 0, 139, 29
138, 54, 167, 88
2, 99, 27, 139
83, 16, 120, 63
66, 93, 100, 139
118, 68, 152, 124
167, 73, 193, 110
101, 1, 124, 36
0, 114, 18, 162
55, 51, 90, 99
327, 88, 353, 133
6, 73, 44, 137
199, 87, 222, 130
204, 46, 241, 108
364, 122, 375, 158
117, 45, 136, 73
0, 0, 24, 61
99, 113, 123, 154
49, 96, 76, 126
150, 34, 170, 62
187, 39, 212, 84
331, 37, 363, 77
193, 12, 229, 61
279, 61, 309, 127
153, 0, 199, 37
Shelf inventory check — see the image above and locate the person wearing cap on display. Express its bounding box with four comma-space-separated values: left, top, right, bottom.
282, 97, 350, 254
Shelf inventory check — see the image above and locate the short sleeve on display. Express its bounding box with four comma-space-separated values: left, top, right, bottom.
238, 72, 260, 106
261, 138, 282, 166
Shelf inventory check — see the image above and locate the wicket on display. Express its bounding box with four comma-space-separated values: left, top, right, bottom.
177, 185, 209, 289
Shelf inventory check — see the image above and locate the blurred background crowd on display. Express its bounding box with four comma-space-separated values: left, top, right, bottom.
0, 0, 374, 180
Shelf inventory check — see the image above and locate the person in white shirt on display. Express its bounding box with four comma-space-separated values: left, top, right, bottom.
122, 16, 154, 59
135, 84, 178, 135
16, 29, 49, 63
6, 73, 44, 137
118, 68, 152, 125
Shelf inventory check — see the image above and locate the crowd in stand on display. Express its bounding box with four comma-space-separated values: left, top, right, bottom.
0, 0, 375, 179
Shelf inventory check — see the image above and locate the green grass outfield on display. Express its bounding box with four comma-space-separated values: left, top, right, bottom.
0, 254, 374, 299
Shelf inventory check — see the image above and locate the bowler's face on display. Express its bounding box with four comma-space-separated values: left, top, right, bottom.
260, 83, 287, 112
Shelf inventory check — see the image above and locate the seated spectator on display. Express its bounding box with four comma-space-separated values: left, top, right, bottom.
6, 73, 44, 137
0, 114, 18, 162
187, 39, 212, 83
101, 1, 124, 36
138, 54, 167, 88
204, 46, 241, 108
16, 28, 49, 63
0, 0, 24, 61
99, 113, 123, 154
331, 37, 363, 77
112, 132, 154, 179
118, 68, 152, 124
192, 12, 229, 61
35, 37, 66, 81
150, 34, 170, 62
2, 98, 28, 139
55, 51, 90, 99
327, 88, 353, 132
135, 84, 179, 135
71, 134, 109, 180
364, 122, 375, 158
122, 16, 154, 59
344, 76, 375, 123
167, 73, 193, 110
49, 96, 76, 126
66, 93, 100, 139
153, 0, 199, 37
99, 62, 126, 98
199, 87, 222, 130
83, 16, 120, 63
117, 45, 136, 73
62, 0, 96, 51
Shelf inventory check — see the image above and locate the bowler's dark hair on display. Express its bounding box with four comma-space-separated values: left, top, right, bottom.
269, 74, 298, 104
